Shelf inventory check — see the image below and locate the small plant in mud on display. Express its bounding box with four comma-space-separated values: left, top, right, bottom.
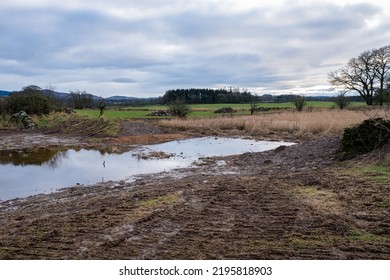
340, 118, 390, 159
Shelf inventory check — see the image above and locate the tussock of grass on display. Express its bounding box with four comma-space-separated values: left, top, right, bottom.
0, 116, 16, 128
159, 109, 389, 137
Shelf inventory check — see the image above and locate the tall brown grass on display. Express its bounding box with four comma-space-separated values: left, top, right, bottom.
159, 108, 389, 137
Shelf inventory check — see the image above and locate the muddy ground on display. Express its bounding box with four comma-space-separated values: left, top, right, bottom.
0, 121, 389, 259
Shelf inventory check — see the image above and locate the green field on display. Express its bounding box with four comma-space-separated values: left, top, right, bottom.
75, 101, 366, 119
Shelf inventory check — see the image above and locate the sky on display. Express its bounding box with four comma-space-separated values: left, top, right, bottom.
1, 0, 390, 98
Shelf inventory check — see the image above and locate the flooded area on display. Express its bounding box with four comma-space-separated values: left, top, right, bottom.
0, 137, 294, 201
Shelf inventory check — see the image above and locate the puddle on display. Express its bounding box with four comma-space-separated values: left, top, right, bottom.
0, 137, 294, 201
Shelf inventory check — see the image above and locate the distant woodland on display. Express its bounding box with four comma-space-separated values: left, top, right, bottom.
162, 88, 253, 104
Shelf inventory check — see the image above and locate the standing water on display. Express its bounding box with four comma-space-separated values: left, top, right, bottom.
0, 137, 294, 201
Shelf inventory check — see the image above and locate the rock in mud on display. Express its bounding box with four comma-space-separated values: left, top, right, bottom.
11, 111, 36, 130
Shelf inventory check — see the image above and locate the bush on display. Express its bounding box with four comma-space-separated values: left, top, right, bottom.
168, 99, 190, 118
7, 91, 51, 115
0, 97, 9, 117
334, 92, 350, 110
341, 118, 390, 159
292, 96, 306, 112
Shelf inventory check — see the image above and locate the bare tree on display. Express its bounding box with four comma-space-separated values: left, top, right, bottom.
329, 50, 377, 105
98, 97, 106, 118
329, 45, 390, 106
373, 45, 390, 105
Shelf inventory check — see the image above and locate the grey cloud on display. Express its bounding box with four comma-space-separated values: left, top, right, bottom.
112, 77, 136, 84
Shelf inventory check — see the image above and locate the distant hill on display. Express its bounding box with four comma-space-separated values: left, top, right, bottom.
0, 90, 10, 96
105, 95, 139, 101
0, 88, 155, 105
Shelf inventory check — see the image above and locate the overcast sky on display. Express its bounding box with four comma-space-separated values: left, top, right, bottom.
1, 0, 390, 97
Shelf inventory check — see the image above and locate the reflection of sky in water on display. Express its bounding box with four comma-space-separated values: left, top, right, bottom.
0, 137, 294, 201
147, 137, 294, 157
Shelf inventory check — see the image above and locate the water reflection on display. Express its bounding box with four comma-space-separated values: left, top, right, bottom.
0, 137, 295, 201
0, 148, 68, 168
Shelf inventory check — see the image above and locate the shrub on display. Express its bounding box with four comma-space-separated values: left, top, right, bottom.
334, 92, 350, 110
7, 89, 52, 115
292, 95, 306, 112
168, 99, 190, 118
341, 118, 390, 159
0, 97, 9, 117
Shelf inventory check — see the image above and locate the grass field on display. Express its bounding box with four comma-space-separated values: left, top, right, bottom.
75, 101, 367, 119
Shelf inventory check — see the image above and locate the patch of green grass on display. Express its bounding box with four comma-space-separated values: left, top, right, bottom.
347, 228, 379, 242
351, 163, 390, 183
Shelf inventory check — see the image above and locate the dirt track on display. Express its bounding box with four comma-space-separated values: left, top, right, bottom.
0, 122, 389, 259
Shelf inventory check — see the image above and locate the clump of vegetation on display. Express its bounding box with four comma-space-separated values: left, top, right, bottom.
333, 92, 351, 110
0, 97, 8, 116
292, 95, 306, 112
341, 118, 390, 159
168, 99, 190, 118
31, 112, 119, 137
8, 87, 52, 115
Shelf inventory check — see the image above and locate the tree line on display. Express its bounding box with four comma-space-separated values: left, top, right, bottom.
329, 44, 390, 105
162, 87, 254, 104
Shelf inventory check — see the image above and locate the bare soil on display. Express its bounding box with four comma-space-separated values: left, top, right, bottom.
0, 121, 389, 259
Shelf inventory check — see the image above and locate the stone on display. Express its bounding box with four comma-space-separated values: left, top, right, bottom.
11, 111, 36, 130
214, 107, 237, 114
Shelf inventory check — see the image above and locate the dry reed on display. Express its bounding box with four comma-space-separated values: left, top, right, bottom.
159, 108, 389, 137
